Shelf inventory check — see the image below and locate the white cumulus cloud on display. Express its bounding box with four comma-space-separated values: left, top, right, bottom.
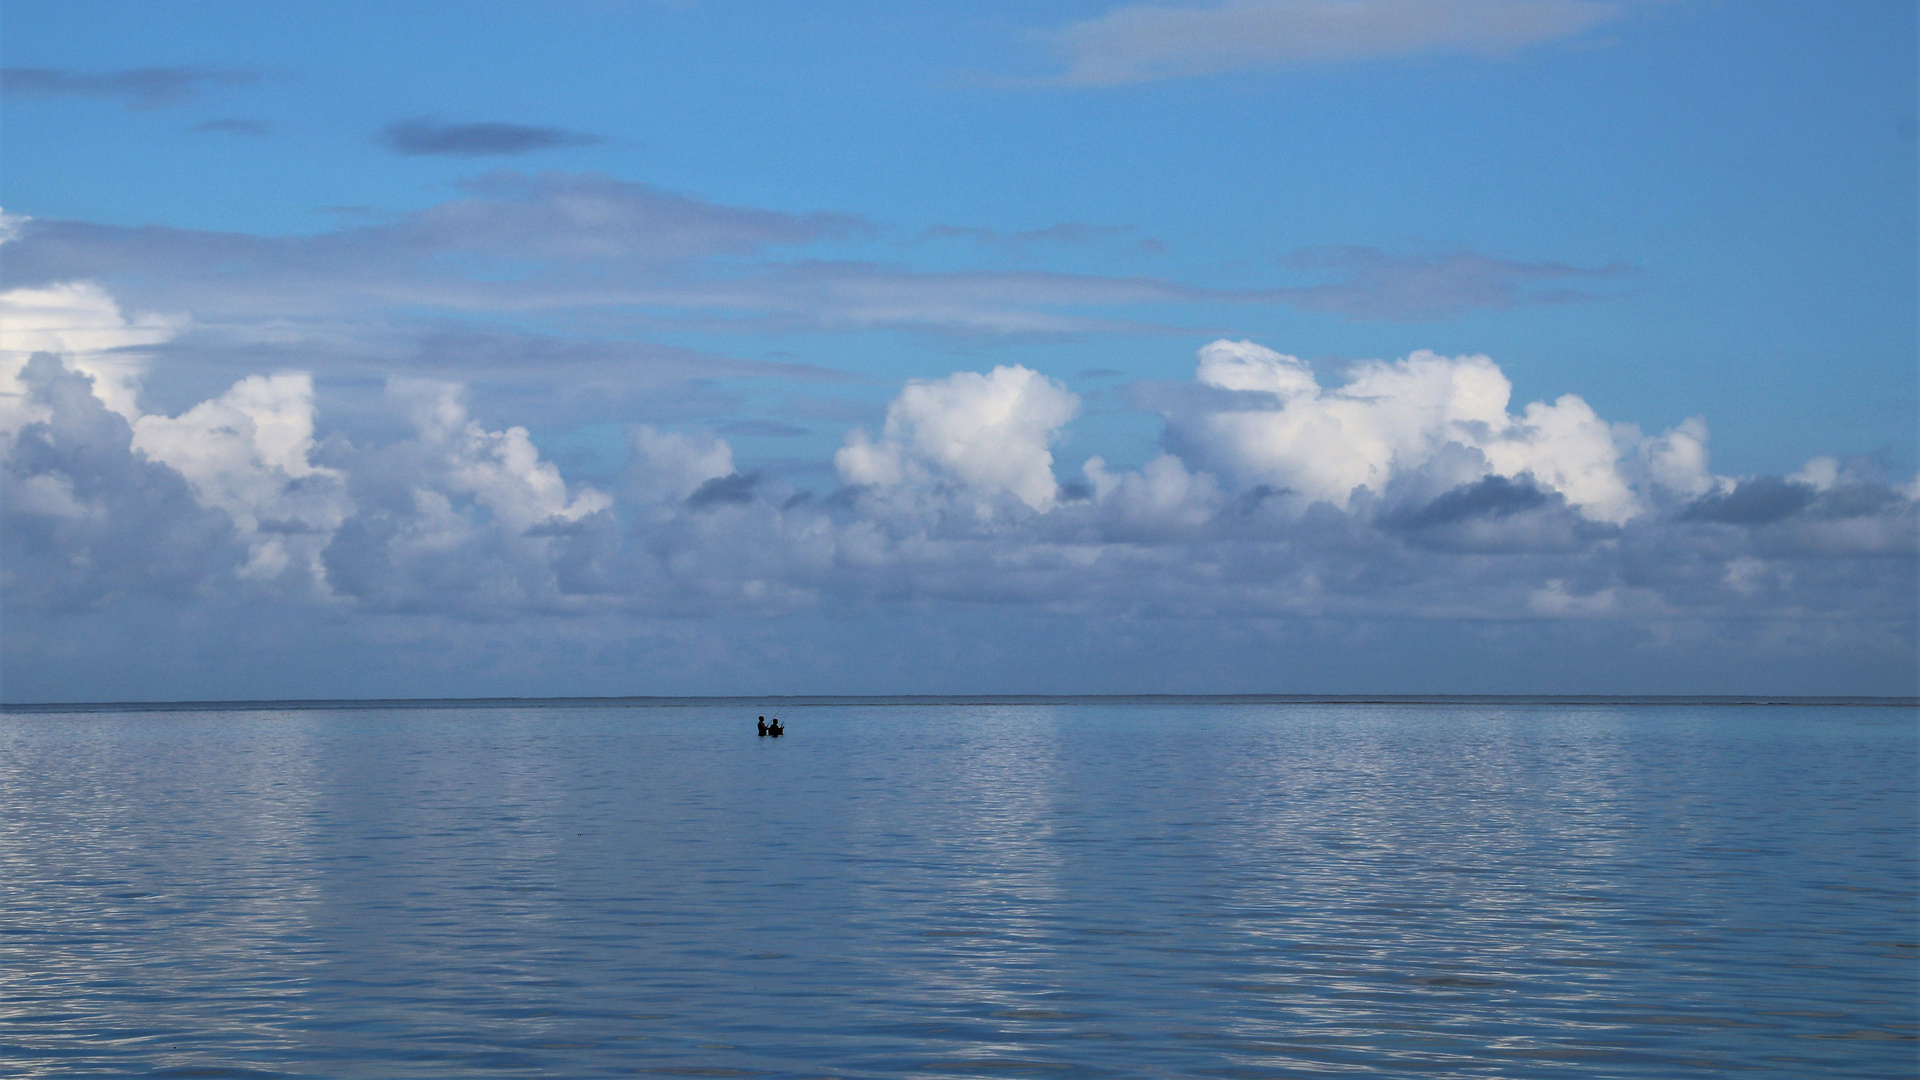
131, 373, 347, 588
0, 278, 187, 425
395, 380, 612, 532
836, 365, 1080, 513
314, 381, 617, 615
626, 425, 737, 505
0, 272, 340, 593
1166, 339, 1645, 523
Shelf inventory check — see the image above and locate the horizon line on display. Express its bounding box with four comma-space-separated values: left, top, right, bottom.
4, 693, 1915, 714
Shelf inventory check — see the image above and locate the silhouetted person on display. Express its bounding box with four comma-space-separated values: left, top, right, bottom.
769, 718, 784, 737
757, 716, 768, 737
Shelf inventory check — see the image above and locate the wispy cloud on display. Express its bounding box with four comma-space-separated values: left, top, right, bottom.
720, 420, 811, 438
380, 116, 604, 157
0, 176, 1629, 356
1, 67, 259, 109
919, 222, 1140, 251
1040, 0, 1624, 86
2, 171, 862, 310
1273, 246, 1635, 321
192, 117, 272, 136
0, 176, 1193, 337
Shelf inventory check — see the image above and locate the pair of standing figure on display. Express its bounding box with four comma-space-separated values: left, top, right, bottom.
757, 715, 784, 738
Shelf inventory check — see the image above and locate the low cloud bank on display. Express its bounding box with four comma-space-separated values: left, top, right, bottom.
5, 281, 1912, 672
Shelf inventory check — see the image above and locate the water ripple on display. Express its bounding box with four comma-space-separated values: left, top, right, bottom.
0, 702, 1913, 1078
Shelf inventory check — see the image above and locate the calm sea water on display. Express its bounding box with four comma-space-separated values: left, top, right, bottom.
0, 700, 1913, 1078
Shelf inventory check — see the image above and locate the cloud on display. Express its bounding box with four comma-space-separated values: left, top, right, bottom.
0, 184, 1619, 368
835, 366, 1081, 512
1, 173, 864, 310
380, 117, 604, 157
1082, 453, 1224, 538
2, 211, 1175, 339
316, 380, 615, 614
411, 170, 853, 261
697, 262, 1210, 335
130, 372, 347, 589
3, 311, 1914, 695
626, 425, 737, 505
1376, 473, 1609, 553
0, 284, 344, 594
919, 222, 1138, 251
1385, 472, 1553, 529
1155, 339, 1647, 523
0, 67, 258, 109
686, 471, 761, 509
0, 279, 185, 359
1676, 458, 1917, 558
193, 118, 272, 136
1041, 0, 1624, 86
3, 355, 244, 610
720, 420, 809, 438
1681, 476, 1815, 525
0, 279, 187, 423
390, 379, 611, 533
1276, 247, 1634, 321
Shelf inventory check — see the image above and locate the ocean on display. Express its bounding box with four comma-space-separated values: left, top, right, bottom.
1, 698, 1913, 1078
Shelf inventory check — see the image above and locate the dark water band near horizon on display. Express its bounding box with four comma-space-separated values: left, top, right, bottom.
1, 700, 1913, 1078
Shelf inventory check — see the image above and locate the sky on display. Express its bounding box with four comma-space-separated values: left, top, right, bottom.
1, 0, 1914, 701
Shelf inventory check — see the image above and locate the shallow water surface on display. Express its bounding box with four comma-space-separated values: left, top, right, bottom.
1, 700, 1914, 1077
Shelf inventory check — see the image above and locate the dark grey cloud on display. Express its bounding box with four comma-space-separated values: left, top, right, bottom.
381, 117, 603, 157
193, 117, 271, 135
1385, 473, 1552, 529
1808, 483, 1902, 520
1682, 476, 1816, 525
1, 67, 258, 109
1376, 476, 1607, 555
686, 472, 762, 509
1671, 473, 1917, 559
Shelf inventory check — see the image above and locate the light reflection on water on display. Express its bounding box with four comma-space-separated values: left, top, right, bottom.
0, 702, 1913, 1078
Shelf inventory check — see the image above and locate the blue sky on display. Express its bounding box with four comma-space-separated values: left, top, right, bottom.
2, 1, 1915, 700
